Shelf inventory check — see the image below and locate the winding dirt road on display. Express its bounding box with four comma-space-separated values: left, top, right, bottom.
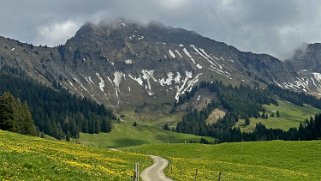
141, 155, 173, 181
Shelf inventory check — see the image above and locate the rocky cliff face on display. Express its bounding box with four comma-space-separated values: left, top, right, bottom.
284, 43, 321, 96
0, 19, 317, 109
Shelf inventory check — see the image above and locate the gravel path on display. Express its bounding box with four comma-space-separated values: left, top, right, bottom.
141, 155, 173, 181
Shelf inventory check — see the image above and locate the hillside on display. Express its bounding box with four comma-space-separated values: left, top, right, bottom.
126, 141, 321, 180
0, 71, 115, 139
0, 130, 151, 180
235, 100, 320, 132
75, 121, 214, 148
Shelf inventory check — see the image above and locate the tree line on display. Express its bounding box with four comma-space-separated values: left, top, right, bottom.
0, 92, 36, 136
0, 67, 116, 140
176, 81, 277, 136
217, 113, 321, 142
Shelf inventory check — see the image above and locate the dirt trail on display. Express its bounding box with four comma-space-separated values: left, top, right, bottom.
141, 155, 173, 181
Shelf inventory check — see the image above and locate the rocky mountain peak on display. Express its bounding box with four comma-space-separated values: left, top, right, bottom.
289, 43, 321, 72
1, 19, 318, 109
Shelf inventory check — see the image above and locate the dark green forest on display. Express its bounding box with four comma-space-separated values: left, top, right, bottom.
0, 92, 36, 136
0, 68, 115, 140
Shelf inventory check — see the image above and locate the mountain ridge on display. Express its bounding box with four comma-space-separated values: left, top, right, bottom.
0, 20, 320, 110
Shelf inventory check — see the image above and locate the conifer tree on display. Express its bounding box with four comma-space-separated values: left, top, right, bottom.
0, 92, 36, 135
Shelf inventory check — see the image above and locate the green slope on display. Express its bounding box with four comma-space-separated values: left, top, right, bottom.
235, 100, 320, 132
0, 130, 151, 181
76, 121, 214, 148
125, 141, 321, 180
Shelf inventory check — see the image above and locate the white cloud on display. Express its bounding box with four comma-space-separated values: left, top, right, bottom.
2, 0, 321, 60
157, 0, 190, 9
36, 20, 81, 46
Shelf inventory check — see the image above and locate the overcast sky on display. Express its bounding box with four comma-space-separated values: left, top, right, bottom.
1, 0, 321, 60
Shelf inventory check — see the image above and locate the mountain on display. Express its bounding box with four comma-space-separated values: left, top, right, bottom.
285, 43, 321, 96
0, 71, 115, 139
0, 19, 318, 111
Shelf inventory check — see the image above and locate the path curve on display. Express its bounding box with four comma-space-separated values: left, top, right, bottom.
141, 155, 173, 181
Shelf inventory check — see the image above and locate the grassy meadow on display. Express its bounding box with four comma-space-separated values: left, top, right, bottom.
0, 130, 151, 181
125, 141, 321, 181
235, 100, 320, 132
76, 121, 214, 148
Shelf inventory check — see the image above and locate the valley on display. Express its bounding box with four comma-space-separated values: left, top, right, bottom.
1, 10, 321, 181
2, 130, 321, 181
75, 121, 213, 148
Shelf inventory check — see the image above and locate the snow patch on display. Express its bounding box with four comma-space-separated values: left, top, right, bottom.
59, 83, 67, 90
113, 71, 125, 105
142, 69, 157, 95
311, 77, 318, 87
107, 76, 113, 84
174, 72, 202, 102
174, 72, 181, 83
73, 77, 89, 93
198, 47, 222, 69
186, 71, 192, 79
159, 79, 166, 86
129, 74, 143, 86
182, 48, 196, 64
158, 72, 174, 86
164, 54, 167, 59
113, 71, 125, 92
168, 50, 176, 58
196, 64, 202, 69
85, 76, 95, 85
312, 73, 321, 82
11, 48, 15, 51
212, 55, 220, 60
158, 72, 179, 86
68, 80, 84, 98
165, 72, 174, 85
125, 59, 133, 64
209, 65, 230, 78
96, 73, 105, 92
175, 50, 183, 58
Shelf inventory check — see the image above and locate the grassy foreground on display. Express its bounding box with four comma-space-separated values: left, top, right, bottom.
76, 121, 214, 148
125, 141, 321, 181
0, 130, 151, 181
235, 100, 320, 132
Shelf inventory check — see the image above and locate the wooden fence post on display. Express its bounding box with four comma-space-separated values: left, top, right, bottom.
134, 162, 139, 181
137, 162, 140, 181
218, 172, 221, 181
133, 163, 136, 181
194, 169, 198, 181
170, 157, 172, 174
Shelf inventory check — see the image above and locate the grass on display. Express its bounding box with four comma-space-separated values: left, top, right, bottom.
125, 141, 321, 180
76, 121, 214, 148
235, 100, 320, 132
0, 130, 151, 181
